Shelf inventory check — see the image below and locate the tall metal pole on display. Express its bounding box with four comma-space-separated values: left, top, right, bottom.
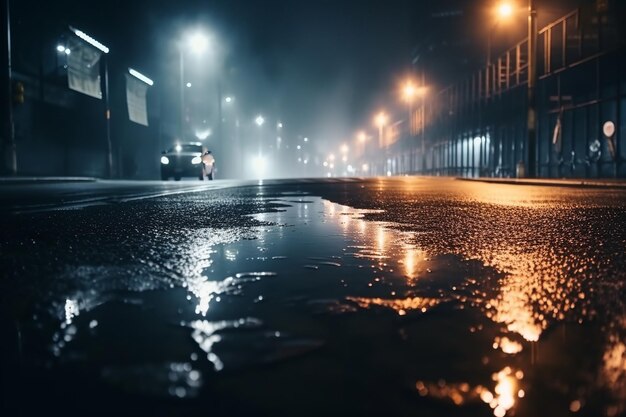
408, 100, 413, 173
179, 48, 185, 141
527, 0, 538, 177
421, 71, 426, 174
103, 57, 112, 178
486, 27, 492, 98
2, 0, 16, 175
216, 80, 222, 174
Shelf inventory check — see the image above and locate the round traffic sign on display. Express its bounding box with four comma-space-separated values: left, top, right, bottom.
603, 121, 615, 138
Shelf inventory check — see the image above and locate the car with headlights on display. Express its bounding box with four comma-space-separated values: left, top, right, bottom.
160, 142, 204, 181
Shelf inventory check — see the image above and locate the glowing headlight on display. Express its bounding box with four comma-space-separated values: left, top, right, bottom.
191, 156, 202, 164
160, 156, 169, 165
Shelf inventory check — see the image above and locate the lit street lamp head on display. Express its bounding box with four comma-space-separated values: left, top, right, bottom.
496, 2, 514, 19
255, 115, 265, 126
375, 112, 387, 128
402, 82, 416, 103
189, 32, 209, 55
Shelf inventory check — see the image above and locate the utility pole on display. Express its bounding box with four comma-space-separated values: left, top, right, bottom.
179, 49, 185, 141
421, 71, 426, 174
103, 56, 112, 178
216, 80, 222, 175
1, 0, 16, 175
527, 0, 538, 177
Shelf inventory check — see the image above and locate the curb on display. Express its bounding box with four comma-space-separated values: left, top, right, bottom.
457, 177, 626, 189
0, 176, 98, 185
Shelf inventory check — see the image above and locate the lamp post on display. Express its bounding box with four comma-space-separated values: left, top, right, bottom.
375, 112, 387, 148
486, 2, 514, 97
255, 114, 264, 154
402, 82, 417, 132
374, 112, 387, 176
179, 31, 209, 141
485, 1, 536, 177
527, 0, 537, 177
2, 0, 16, 175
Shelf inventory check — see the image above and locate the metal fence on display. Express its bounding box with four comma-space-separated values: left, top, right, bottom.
386, 5, 626, 178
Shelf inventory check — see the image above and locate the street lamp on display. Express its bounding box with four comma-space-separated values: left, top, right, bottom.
179, 30, 210, 140
485, 1, 537, 177
497, 2, 514, 18
374, 112, 387, 148
487, 2, 515, 96
189, 32, 209, 55
255, 115, 265, 153
527, 0, 538, 177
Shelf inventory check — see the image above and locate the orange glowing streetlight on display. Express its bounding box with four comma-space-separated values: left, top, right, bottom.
402, 82, 417, 104
374, 112, 387, 148
487, 1, 516, 97
496, 1, 514, 19
357, 131, 367, 142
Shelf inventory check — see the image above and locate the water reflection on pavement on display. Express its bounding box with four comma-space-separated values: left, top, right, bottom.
2, 182, 625, 417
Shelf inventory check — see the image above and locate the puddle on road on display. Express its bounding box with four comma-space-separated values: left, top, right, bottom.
22, 195, 626, 416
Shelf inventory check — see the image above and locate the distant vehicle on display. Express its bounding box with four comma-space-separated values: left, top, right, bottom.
160, 142, 204, 181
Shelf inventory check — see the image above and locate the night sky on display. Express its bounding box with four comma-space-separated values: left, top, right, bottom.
16, 0, 583, 149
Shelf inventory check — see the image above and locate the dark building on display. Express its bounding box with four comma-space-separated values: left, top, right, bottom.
1, 0, 162, 178
384, 0, 626, 178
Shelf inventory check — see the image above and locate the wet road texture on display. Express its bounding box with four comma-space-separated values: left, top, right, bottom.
1, 177, 625, 417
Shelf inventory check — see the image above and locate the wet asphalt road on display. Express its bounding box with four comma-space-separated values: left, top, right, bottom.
1, 177, 625, 417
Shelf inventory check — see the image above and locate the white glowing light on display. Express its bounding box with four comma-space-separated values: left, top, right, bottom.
191, 156, 202, 164
195, 129, 212, 140
189, 32, 209, 55
277, 122, 283, 128
297, 145, 301, 150
64, 299, 79, 324
224, 96, 232, 103
303, 137, 308, 142
186, 82, 192, 88
70, 26, 109, 53
253, 154, 267, 179
128, 68, 154, 86
56, 44, 65, 52
175, 144, 182, 152
255, 115, 265, 126
161, 156, 170, 164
